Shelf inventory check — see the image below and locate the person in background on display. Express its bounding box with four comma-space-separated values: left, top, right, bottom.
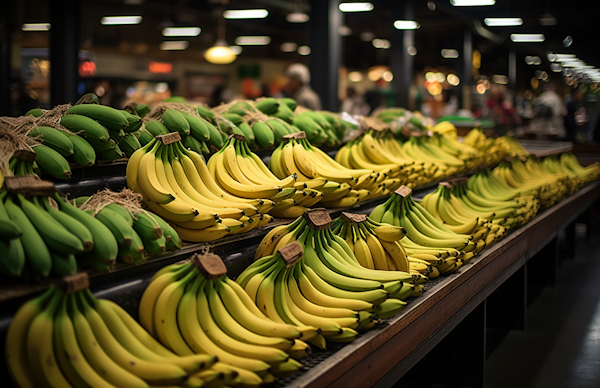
564, 87, 584, 142
283, 63, 321, 110
341, 87, 369, 116
535, 82, 567, 138
485, 84, 521, 135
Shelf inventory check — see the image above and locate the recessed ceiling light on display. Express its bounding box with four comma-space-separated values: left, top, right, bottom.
223, 9, 268, 19
451, 0, 495, 6
162, 27, 201, 37
372, 39, 391, 49
510, 34, 545, 42
484, 18, 523, 26
22, 23, 51, 31
234, 36, 271, 45
286, 13, 309, 23
101, 16, 142, 25
297, 45, 311, 55
441, 49, 459, 58
281, 42, 298, 52
394, 20, 420, 30
159, 41, 189, 50
339, 2, 374, 12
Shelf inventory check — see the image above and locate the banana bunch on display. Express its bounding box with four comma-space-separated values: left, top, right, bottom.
428, 133, 489, 171
60, 102, 142, 161
8, 155, 42, 178
421, 184, 508, 245
292, 110, 346, 148
547, 152, 600, 188
432, 121, 458, 138
270, 135, 385, 208
336, 130, 440, 189
253, 212, 420, 325
6, 282, 235, 388
492, 158, 570, 210
462, 128, 513, 164
206, 134, 321, 219
140, 107, 226, 156
401, 136, 467, 178
70, 193, 181, 268
370, 187, 484, 275
330, 213, 412, 272
127, 137, 274, 242
140, 258, 305, 385
1, 189, 119, 281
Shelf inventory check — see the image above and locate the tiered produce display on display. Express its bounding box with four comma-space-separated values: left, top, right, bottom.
3, 94, 600, 388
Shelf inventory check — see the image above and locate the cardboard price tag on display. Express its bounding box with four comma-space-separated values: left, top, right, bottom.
193, 253, 227, 279
303, 208, 332, 230
283, 131, 307, 140
5, 176, 55, 196
279, 241, 304, 267
157, 132, 182, 145
12, 150, 37, 162
60, 273, 90, 294
341, 212, 367, 224
394, 185, 412, 198
228, 133, 247, 142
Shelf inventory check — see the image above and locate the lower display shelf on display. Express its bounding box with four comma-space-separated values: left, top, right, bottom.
0, 180, 597, 387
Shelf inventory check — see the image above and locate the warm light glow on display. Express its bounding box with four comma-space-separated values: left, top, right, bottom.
550, 63, 562, 72
101, 16, 142, 25
407, 46, 417, 56
297, 46, 311, 56
484, 18, 523, 26
338, 25, 352, 36
281, 42, 298, 52
22, 23, 51, 31
525, 56, 541, 65
223, 9, 268, 19
159, 41, 188, 50
162, 27, 201, 37
286, 13, 310, 23
476, 84, 486, 94
394, 20, 420, 30
441, 49, 459, 58
531, 77, 539, 89
339, 2, 374, 12
435, 73, 446, 83
372, 39, 391, 49
204, 41, 237, 64
472, 50, 481, 68
235, 36, 271, 45
228, 46, 243, 55
382, 71, 394, 82
510, 34, 545, 42
451, 0, 495, 6
149, 61, 173, 74
447, 74, 460, 86
492, 74, 508, 84
425, 72, 437, 82
348, 71, 363, 82
79, 61, 96, 77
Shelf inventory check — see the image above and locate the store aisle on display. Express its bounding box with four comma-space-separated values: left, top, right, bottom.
484, 223, 600, 388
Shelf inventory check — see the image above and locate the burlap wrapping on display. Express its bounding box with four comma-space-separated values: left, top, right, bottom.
0, 104, 75, 177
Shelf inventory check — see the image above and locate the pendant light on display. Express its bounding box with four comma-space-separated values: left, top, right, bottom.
204, 15, 237, 64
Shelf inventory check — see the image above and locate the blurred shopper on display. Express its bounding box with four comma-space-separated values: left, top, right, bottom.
283, 63, 321, 110
564, 87, 584, 142
485, 84, 521, 135
341, 87, 368, 116
534, 82, 567, 138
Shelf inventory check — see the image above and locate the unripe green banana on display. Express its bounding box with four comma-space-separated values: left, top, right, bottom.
65, 104, 129, 131
148, 213, 181, 250
181, 112, 210, 141
50, 252, 77, 276
0, 237, 25, 277
86, 138, 117, 152
238, 121, 256, 145
251, 121, 275, 148
118, 133, 141, 157
32, 144, 72, 179
279, 98, 297, 112
196, 105, 215, 122
60, 114, 110, 142
43, 198, 94, 252
105, 203, 133, 225
135, 103, 151, 118
95, 207, 136, 246
25, 107, 45, 117
132, 211, 163, 240
119, 110, 143, 132
99, 144, 125, 160
144, 120, 170, 137
28, 126, 74, 157
142, 234, 167, 256
137, 128, 155, 146
183, 135, 205, 155
65, 133, 96, 166
0, 218, 22, 239
255, 97, 279, 115
266, 119, 290, 145
162, 109, 190, 136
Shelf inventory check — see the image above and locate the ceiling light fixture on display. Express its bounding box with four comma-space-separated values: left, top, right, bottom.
394, 20, 420, 30
297, 45, 311, 55
223, 9, 268, 19
441, 49, 459, 58
339, 2, 374, 12
101, 16, 143, 25
159, 41, 189, 50
22, 23, 51, 31
510, 34, 545, 42
348, 71, 363, 82
228, 45, 243, 55
372, 39, 391, 49
451, 0, 495, 6
205, 17, 237, 65
286, 12, 309, 23
484, 17, 523, 26
234, 36, 271, 45
162, 27, 201, 37
281, 42, 298, 52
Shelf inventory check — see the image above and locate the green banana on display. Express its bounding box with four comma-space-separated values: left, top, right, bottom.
252, 121, 275, 148
50, 252, 77, 276
144, 120, 170, 137
99, 144, 125, 160
65, 104, 129, 131
181, 112, 210, 141
119, 110, 143, 132
28, 126, 74, 157
162, 109, 190, 136
65, 134, 96, 166
25, 108, 45, 117
135, 104, 151, 118
42, 197, 94, 252
138, 128, 155, 146
32, 144, 72, 179
60, 114, 111, 142
118, 133, 141, 157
